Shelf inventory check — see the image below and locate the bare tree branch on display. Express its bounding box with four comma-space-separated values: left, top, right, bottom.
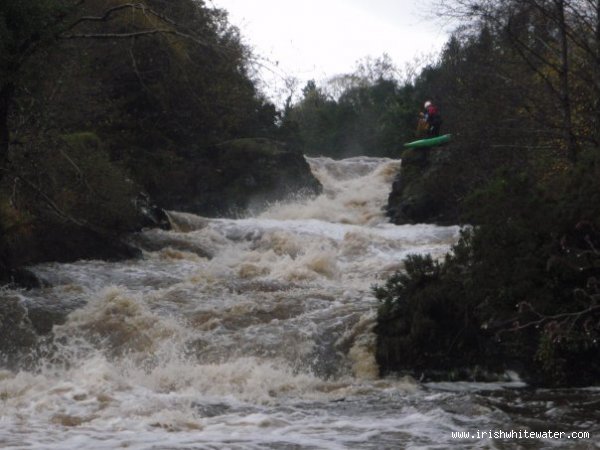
63, 3, 176, 32
128, 37, 154, 99
61, 28, 210, 46
7, 171, 86, 227
498, 303, 600, 334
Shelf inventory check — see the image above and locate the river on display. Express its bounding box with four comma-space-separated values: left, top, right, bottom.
0, 157, 597, 449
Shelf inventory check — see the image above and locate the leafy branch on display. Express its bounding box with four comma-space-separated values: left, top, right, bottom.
496, 223, 600, 343
505, 300, 600, 339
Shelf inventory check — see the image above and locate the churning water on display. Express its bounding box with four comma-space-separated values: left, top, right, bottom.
0, 157, 597, 449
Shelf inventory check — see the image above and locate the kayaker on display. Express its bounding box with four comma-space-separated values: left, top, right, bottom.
421, 100, 442, 137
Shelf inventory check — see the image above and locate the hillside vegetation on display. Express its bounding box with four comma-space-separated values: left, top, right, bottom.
0, 0, 319, 279
373, 0, 600, 386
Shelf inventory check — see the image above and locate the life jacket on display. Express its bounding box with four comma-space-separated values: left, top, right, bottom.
426, 105, 442, 125
426, 105, 440, 118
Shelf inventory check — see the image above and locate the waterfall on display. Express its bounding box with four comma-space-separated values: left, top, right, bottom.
2, 157, 591, 449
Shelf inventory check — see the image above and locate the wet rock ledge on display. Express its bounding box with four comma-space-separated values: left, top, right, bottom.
151, 138, 322, 217
386, 146, 461, 225
1, 138, 321, 286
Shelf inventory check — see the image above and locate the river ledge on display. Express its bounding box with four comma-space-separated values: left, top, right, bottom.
0, 139, 322, 287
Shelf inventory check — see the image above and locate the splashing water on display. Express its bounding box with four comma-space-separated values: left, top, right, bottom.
0, 157, 597, 449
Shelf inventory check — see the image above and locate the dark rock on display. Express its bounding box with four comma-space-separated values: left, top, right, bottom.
32, 225, 142, 263
1, 138, 319, 284
386, 146, 460, 225
0, 295, 39, 367
4, 268, 50, 289
129, 229, 213, 258
25, 304, 69, 335
0, 190, 162, 286
134, 192, 171, 230
1, 222, 142, 288
151, 138, 322, 217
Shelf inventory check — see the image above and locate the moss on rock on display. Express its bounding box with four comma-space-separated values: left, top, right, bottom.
151, 138, 322, 217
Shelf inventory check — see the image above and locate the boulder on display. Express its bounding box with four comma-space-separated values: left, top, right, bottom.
151, 138, 322, 217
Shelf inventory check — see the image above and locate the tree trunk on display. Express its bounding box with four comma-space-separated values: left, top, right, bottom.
595, 0, 600, 145
597, 0, 600, 63
0, 82, 14, 174
556, 0, 577, 162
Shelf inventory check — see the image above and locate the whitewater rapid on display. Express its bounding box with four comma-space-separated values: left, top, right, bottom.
1, 157, 597, 449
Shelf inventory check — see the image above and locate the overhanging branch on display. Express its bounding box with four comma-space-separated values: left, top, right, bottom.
62, 28, 207, 45
63, 3, 176, 32
60, 3, 215, 49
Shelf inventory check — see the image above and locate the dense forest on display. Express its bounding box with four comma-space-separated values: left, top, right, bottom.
278, 55, 415, 159
0, 0, 319, 280
1, 0, 599, 386
373, 0, 600, 386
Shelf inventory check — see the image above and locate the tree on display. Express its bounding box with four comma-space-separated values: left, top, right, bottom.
438, 0, 600, 161
1, 0, 282, 275
0, 0, 241, 180
377, 0, 600, 386
0, 1, 72, 167
285, 64, 415, 158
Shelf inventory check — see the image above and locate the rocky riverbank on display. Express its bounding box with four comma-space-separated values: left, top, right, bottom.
0, 138, 321, 286
378, 144, 600, 387
151, 138, 322, 217
386, 146, 462, 225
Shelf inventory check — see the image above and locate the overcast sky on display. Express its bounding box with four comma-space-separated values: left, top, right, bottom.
209, 0, 449, 102
208, 0, 447, 100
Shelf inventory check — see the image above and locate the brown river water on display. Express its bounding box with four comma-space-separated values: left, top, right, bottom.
0, 157, 597, 449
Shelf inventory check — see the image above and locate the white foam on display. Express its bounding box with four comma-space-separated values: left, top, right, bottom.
0, 156, 481, 449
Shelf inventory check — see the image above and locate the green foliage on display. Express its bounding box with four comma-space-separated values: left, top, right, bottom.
375, 243, 497, 376
0, 0, 295, 270
377, 163, 600, 385
0, 0, 66, 80
9, 131, 140, 231
42, 0, 279, 199
0, 0, 329, 282
284, 59, 418, 158
61, 131, 101, 148
375, 254, 443, 319
380, 3, 600, 385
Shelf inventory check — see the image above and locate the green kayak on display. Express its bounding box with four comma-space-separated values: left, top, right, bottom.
403, 134, 452, 149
